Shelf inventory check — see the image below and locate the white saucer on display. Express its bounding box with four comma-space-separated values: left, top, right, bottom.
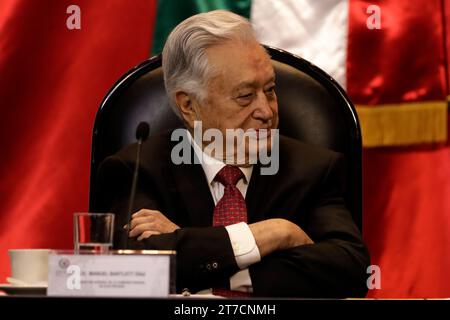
0, 283, 47, 295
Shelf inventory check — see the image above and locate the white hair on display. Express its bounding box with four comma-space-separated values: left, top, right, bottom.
162, 10, 257, 118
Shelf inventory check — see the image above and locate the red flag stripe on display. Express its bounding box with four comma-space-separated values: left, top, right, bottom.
347, 0, 447, 105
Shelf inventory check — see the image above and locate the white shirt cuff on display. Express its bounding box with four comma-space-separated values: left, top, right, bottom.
225, 222, 261, 269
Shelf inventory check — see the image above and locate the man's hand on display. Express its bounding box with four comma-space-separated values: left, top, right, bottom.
249, 219, 313, 257
125, 209, 180, 241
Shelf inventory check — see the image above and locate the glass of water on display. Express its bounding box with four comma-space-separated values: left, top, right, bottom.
74, 213, 115, 254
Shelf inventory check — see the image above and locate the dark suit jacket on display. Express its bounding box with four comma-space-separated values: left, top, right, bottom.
96, 130, 370, 298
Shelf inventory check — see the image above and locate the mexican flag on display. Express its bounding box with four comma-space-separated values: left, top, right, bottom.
1, 0, 449, 299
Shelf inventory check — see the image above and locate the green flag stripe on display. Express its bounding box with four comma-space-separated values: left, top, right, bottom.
151, 0, 252, 55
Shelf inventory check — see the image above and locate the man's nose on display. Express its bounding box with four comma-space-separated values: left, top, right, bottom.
252, 93, 274, 122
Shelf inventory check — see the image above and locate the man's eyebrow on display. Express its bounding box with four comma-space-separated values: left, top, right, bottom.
233, 75, 276, 91
234, 81, 254, 90
266, 74, 276, 84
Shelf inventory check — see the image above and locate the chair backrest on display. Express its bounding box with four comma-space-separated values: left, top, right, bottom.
90, 46, 363, 231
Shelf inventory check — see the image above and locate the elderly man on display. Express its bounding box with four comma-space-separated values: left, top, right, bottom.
97, 10, 370, 298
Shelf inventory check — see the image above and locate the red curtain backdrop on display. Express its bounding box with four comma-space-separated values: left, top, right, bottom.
0, 0, 156, 281
348, 0, 450, 298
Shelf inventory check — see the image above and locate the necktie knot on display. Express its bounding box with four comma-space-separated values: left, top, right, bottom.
215, 165, 244, 187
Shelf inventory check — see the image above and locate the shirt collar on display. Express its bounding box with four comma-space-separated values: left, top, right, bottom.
186, 130, 253, 185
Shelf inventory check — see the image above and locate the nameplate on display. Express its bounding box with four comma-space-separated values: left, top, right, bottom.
47, 250, 175, 297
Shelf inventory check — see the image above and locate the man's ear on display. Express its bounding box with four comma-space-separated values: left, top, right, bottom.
175, 91, 198, 128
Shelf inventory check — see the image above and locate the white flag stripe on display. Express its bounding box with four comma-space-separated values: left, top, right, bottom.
251, 0, 349, 88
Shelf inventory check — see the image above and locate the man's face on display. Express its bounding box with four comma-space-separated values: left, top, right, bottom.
188, 40, 279, 164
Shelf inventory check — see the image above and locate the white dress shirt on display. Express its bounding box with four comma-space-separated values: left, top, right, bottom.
187, 131, 261, 293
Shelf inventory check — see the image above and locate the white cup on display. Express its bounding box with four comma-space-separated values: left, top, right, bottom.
8, 249, 50, 285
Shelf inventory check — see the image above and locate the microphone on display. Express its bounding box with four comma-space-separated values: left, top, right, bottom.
123, 122, 150, 248
136, 121, 150, 141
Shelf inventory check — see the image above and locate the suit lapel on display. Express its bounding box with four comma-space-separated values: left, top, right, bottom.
169, 136, 215, 227
245, 163, 274, 223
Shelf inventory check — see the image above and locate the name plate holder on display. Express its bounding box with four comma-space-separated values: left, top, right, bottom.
47, 250, 176, 297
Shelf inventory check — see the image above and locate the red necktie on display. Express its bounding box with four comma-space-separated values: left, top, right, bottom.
213, 165, 248, 226
212, 165, 251, 297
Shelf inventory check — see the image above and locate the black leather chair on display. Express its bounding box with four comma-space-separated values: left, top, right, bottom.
89, 46, 363, 231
